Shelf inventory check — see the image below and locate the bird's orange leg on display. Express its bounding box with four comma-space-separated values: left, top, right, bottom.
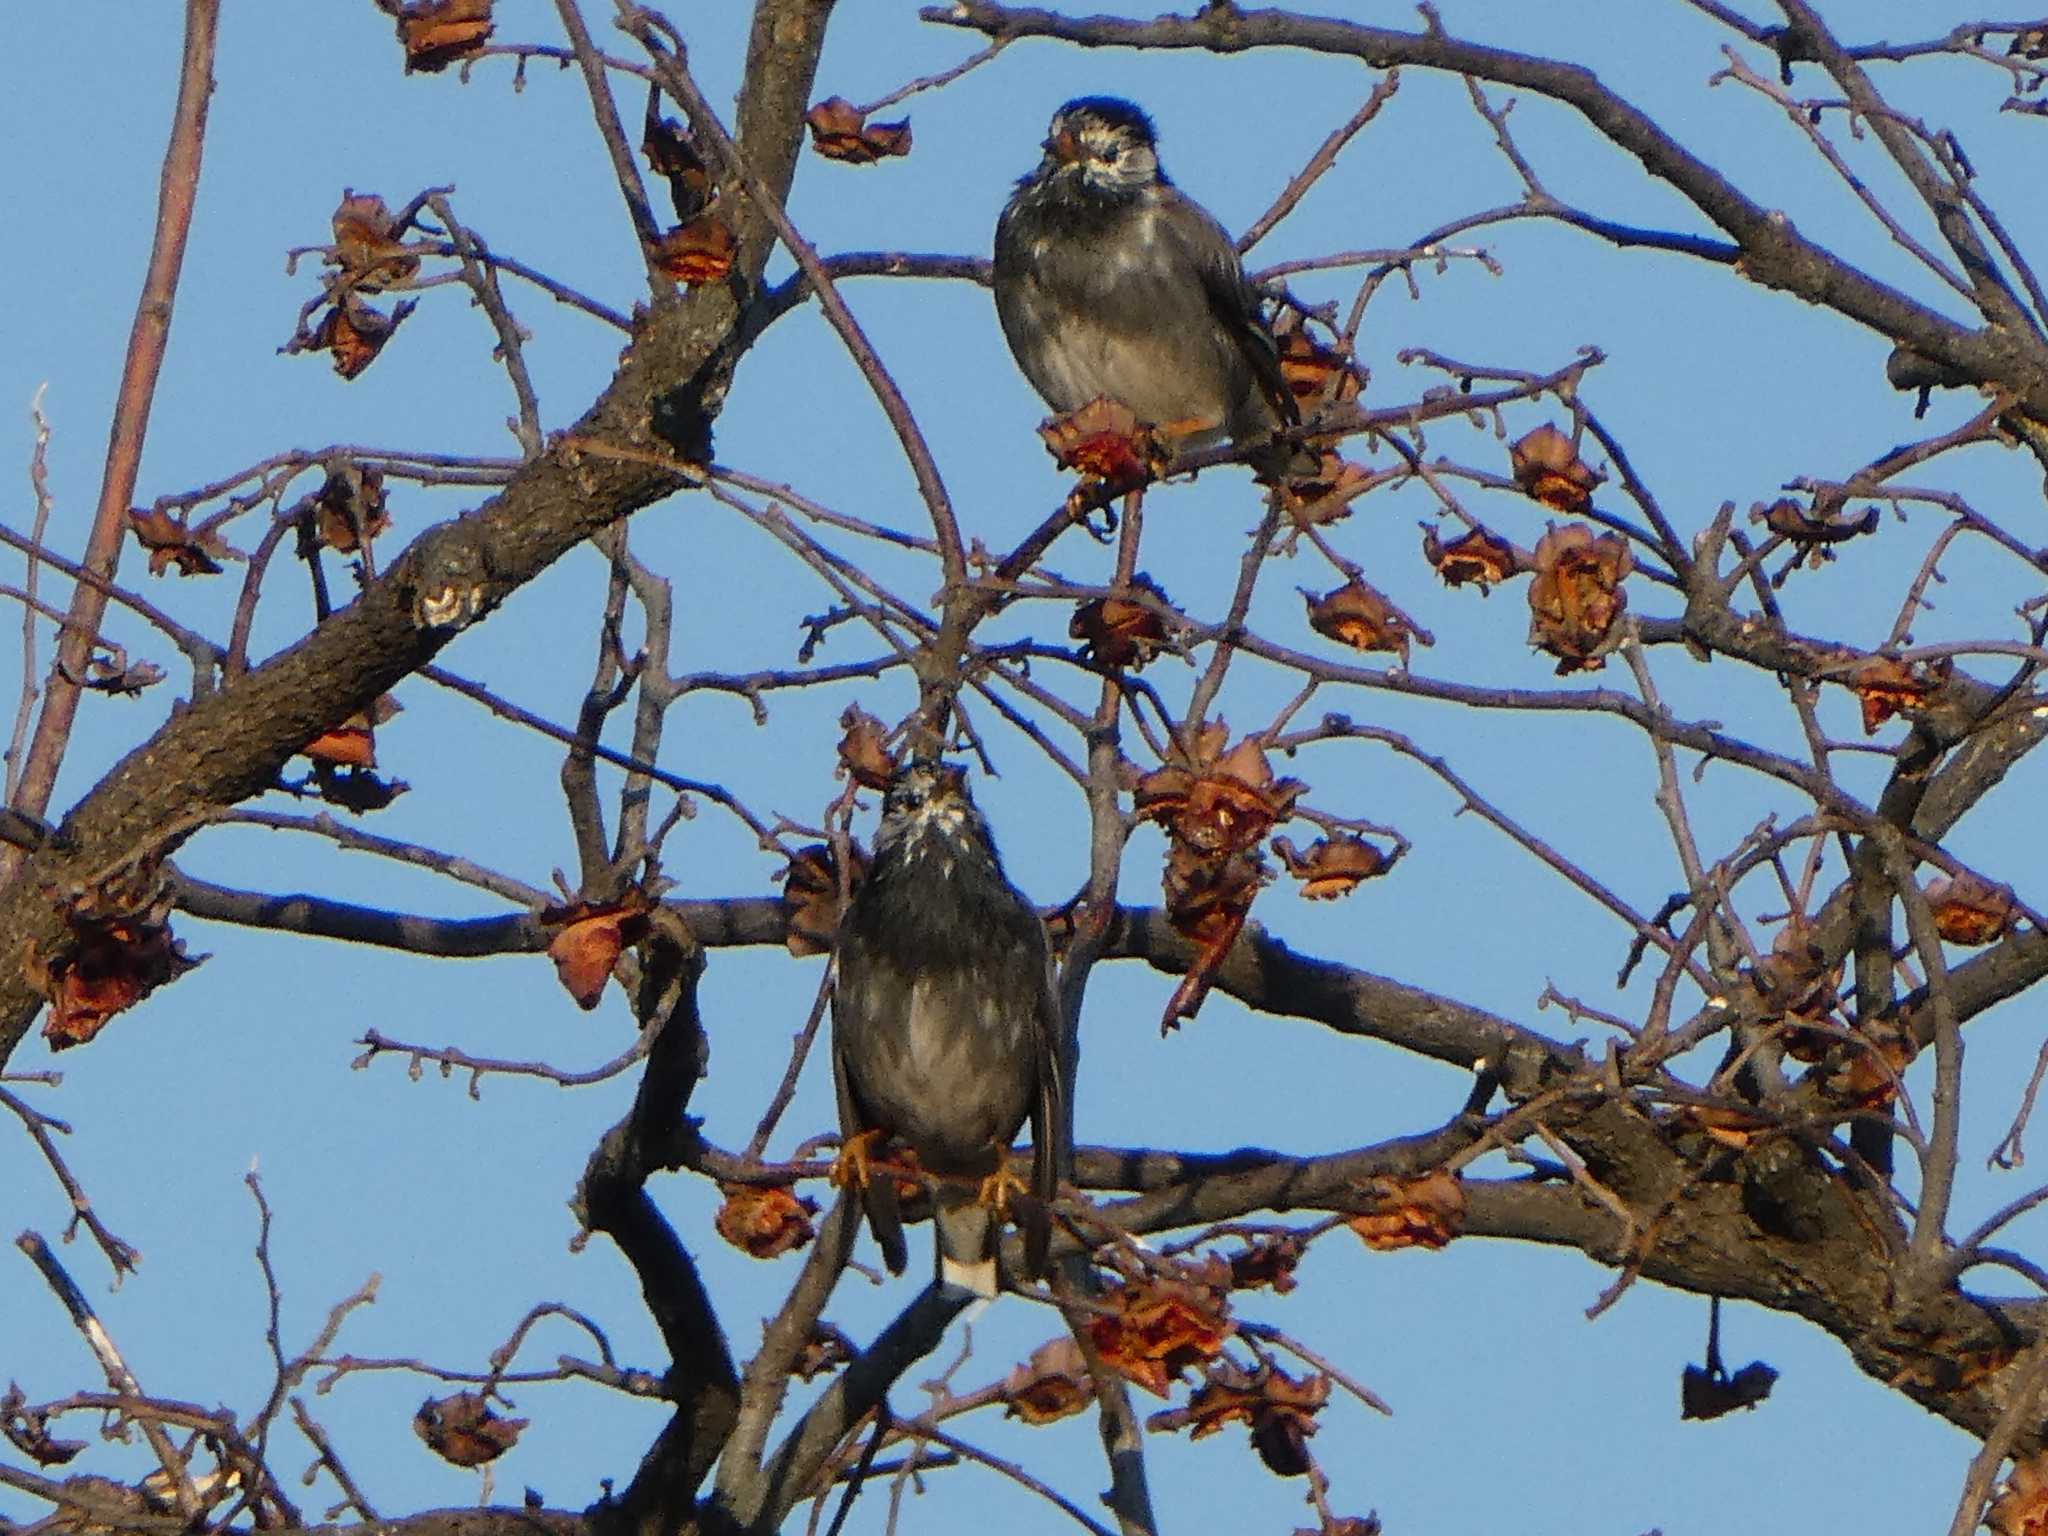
832, 1128, 887, 1193
977, 1159, 1031, 1216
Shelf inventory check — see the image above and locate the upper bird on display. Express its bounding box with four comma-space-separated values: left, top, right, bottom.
830, 760, 1064, 1297
993, 96, 1306, 475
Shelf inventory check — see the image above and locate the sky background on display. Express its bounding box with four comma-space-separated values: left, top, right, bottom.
4, 2, 2048, 1532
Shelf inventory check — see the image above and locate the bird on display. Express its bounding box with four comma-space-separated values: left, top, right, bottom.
993, 95, 1310, 476
830, 759, 1064, 1297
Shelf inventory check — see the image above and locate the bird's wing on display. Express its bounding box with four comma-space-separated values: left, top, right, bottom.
1159, 187, 1297, 433
830, 971, 907, 1276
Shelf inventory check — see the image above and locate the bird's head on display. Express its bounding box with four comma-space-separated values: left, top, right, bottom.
1033, 96, 1163, 198
874, 759, 994, 860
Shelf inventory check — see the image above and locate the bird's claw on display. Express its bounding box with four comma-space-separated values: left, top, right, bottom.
977, 1164, 1030, 1215
832, 1129, 887, 1193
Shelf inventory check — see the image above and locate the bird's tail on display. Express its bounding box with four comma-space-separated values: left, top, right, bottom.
932, 1184, 999, 1298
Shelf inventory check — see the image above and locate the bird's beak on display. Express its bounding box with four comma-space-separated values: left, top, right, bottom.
1045, 128, 1082, 165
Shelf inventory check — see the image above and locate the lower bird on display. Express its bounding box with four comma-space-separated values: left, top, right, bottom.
993, 94, 1311, 477
831, 760, 1064, 1296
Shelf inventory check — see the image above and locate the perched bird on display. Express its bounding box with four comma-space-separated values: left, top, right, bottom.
831, 760, 1064, 1296
993, 95, 1309, 475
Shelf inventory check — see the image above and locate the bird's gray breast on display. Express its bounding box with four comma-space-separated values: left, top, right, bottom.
834, 838, 1045, 1173
995, 187, 1249, 436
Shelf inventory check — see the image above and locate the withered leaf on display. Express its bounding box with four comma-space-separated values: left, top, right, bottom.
1679, 1358, 1778, 1420
317, 767, 410, 814
1272, 835, 1388, 901
78, 653, 166, 697
1039, 396, 1164, 491
302, 296, 417, 380
1347, 1168, 1466, 1251
1226, 1231, 1307, 1294
1002, 1336, 1096, 1426
313, 465, 391, 552
1423, 523, 1520, 591
1, 1385, 85, 1466
542, 894, 653, 1010
804, 96, 913, 164
1526, 522, 1632, 673
836, 705, 897, 791
129, 507, 228, 577
791, 1321, 856, 1382
1146, 1360, 1329, 1478
394, 0, 494, 74
643, 115, 712, 224
1509, 423, 1599, 513
651, 214, 736, 287
413, 1392, 525, 1467
1071, 575, 1175, 671
714, 1183, 817, 1260
330, 192, 419, 291
779, 842, 869, 958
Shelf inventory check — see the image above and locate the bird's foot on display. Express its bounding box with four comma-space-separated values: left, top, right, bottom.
977, 1163, 1031, 1216
831, 1128, 887, 1193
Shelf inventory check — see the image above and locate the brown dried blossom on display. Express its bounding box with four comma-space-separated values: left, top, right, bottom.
1347, 1168, 1466, 1250
1272, 835, 1388, 901
541, 893, 653, 1010
27, 876, 200, 1051
1225, 1231, 1307, 1294
1071, 575, 1175, 671
804, 96, 913, 164
714, 1183, 818, 1260
1089, 1269, 1234, 1397
302, 695, 401, 770
1847, 654, 1951, 734
413, 1392, 525, 1467
1135, 727, 1306, 857
129, 507, 228, 577
1423, 523, 1520, 591
1039, 397, 1164, 491
1993, 1452, 2048, 1536
1002, 1336, 1096, 1426
651, 213, 737, 287
330, 192, 419, 291
1509, 423, 1599, 513
1147, 1359, 1330, 1477
1925, 872, 2018, 946
392, 0, 493, 73
1276, 451, 1370, 524
1755, 497, 1879, 577
1302, 580, 1423, 664
1526, 523, 1632, 672
1273, 321, 1364, 410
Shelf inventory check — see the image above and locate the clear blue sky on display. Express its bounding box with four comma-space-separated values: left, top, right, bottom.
4, 3, 2045, 1532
